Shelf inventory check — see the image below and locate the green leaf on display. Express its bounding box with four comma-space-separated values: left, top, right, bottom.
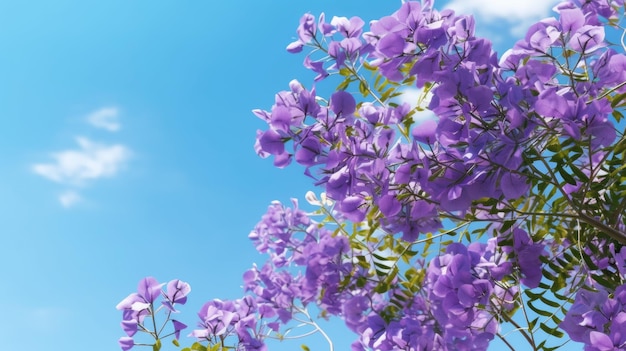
528, 300, 552, 317
528, 317, 539, 330
374, 281, 390, 293
372, 253, 390, 261
337, 78, 352, 91
569, 164, 589, 183
540, 294, 562, 308
301, 345, 311, 351
610, 92, 626, 107
362, 60, 376, 71
173, 339, 180, 347
153, 339, 162, 351
191, 343, 208, 351
539, 322, 564, 338
500, 220, 516, 233
546, 139, 561, 152
525, 289, 543, 300
380, 87, 395, 102
359, 80, 368, 97
557, 166, 577, 185
591, 273, 614, 288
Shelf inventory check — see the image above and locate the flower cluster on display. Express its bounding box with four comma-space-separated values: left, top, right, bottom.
501, 228, 546, 289
191, 296, 267, 351
502, 4, 618, 150
116, 277, 190, 351
353, 240, 517, 351
561, 283, 626, 350
569, 0, 625, 20
255, 1, 532, 244
191, 200, 369, 349
255, 0, 626, 246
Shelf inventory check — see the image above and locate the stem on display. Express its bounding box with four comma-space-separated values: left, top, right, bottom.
156, 309, 172, 337
150, 302, 159, 339
597, 80, 626, 101
517, 289, 539, 351
277, 328, 321, 340
578, 212, 626, 245
320, 207, 351, 237
293, 306, 335, 351
492, 298, 535, 350
496, 332, 517, 351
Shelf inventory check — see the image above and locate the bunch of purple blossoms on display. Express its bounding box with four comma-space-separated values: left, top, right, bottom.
247, 199, 318, 268
191, 296, 267, 351
559, 244, 626, 351
561, 283, 626, 350
116, 277, 190, 351
246, 200, 375, 325
256, 0, 539, 243
189, 200, 373, 350
255, 0, 626, 240
352, 239, 518, 351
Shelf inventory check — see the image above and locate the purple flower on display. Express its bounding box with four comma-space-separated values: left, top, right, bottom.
559, 7, 585, 33
121, 319, 138, 337
118, 337, 134, 351
412, 119, 438, 144
340, 196, 366, 222
329, 90, 356, 116
162, 279, 191, 312
116, 277, 191, 350
287, 13, 317, 52
500, 171, 529, 199
192, 300, 237, 338
562, 284, 626, 350
512, 229, 545, 288
330, 16, 365, 38
258, 129, 285, 155
569, 24, 605, 52
171, 320, 187, 340
116, 277, 164, 323
303, 56, 329, 81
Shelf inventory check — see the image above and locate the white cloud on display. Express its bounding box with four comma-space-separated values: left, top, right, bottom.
445, 0, 560, 36
59, 190, 81, 208
396, 87, 422, 110
395, 87, 436, 122
87, 107, 120, 132
32, 137, 131, 186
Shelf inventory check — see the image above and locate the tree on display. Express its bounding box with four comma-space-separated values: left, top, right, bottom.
115, 0, 626, 350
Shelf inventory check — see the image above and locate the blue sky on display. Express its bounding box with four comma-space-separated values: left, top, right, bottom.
0, 0, 580, 350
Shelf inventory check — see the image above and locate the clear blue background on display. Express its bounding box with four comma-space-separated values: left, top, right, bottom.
0, 0, 582, 350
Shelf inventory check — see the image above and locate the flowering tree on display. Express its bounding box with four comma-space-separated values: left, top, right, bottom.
116, 0, 626, 350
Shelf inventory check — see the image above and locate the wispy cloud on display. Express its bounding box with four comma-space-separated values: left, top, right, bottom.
445, 0, 560, 36
33, 137, 131, 186
34, 107, 131, 207
87, 107, 121, 132
59, 190, 82, 208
